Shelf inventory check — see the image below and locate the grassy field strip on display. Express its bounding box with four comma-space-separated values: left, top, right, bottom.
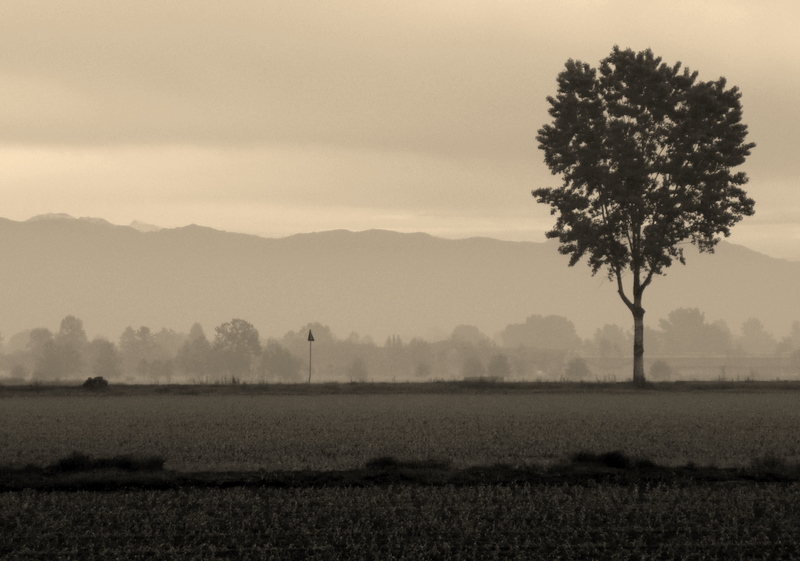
2, 392, 799, 471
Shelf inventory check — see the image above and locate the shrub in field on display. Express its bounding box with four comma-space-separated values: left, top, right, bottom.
461, 356, 486, 379
563, 357, 590, 380
348, 357, 369, 383
365, 456, 402, 469
487, 354, 511, 379
82, 376, 109, 389
750, 454, 789, 472
50, 451, 95, 472
570, 450, 655, 470
649, 360, 673, 380
47, 451, 165, 473
414, 362, 431, 379
10, 364, 28, 380
365, 456, 451, 471
572, 450, 631, 469
260, 339, 303, 382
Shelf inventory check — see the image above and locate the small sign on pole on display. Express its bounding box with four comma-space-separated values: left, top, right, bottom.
307, 330, 314, 383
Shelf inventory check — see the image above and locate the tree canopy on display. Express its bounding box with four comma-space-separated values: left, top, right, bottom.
534, 46, 755, 382
213, 318, 261, 380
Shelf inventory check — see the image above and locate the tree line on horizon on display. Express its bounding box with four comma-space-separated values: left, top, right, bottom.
1, 310, 799, 384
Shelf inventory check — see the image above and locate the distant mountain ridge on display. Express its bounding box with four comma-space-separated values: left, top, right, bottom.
0, 214, 797, 342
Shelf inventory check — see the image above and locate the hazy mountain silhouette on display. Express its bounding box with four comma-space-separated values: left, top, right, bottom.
0, 215, 797, 342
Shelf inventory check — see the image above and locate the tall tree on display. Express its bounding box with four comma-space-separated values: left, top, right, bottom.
55, 315, 88, 378
175, 323, 214, 379
259, 339, 303, 383
500, 315, 581, 351
738, 317, 777, 356
534, 46, 755, 383
213, 318, 261, 380
88, 338, 122, 380
118, 326, 157, 376
28, 328, 60, 380
658, 308, 731, 356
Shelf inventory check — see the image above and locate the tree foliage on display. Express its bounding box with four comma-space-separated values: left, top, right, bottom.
534, 46, 755, 382
119, 326, 157, 374
536, 46, 754, 279
461, 356, 486, 379
487, 353, 512, 379
564, 357, 591, 381
28, 328, 59, 379
28, 317, 89, 380
55, 315, 88, 378
88, 338, 121, 380
213, 318, 261, 379
500, 315, 581, 351
658, 308, 731, 355
175, 323, 214, 378
592, 324, 629, 357
738, 317, 777, 356
260, 339, 303, 382
347, 356, 369, 383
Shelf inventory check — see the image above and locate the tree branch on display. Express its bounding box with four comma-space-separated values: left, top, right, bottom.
614, 266, 635, 312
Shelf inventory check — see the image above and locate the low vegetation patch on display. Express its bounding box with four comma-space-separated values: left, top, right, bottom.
3, 450, 800, 492
82, 376, 109, 390
48, 451, 165, 473
1, 451, 165, 477
364, 456, 451, 471
569, 450, 656, 470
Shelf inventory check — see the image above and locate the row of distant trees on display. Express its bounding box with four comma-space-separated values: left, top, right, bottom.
0, 317, 302, 383
498, 310, 800, 358
1, 309, 799, 383
587, 309, 800, 358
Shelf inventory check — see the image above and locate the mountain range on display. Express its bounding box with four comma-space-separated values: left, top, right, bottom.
1, 214, 798, 343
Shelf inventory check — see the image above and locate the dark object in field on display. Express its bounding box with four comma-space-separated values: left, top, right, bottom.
365, 456, 451, 471
3, 451, 799, 493
48, 451, 165, 473
83, 376, 109, 389
570, 450, 655, 470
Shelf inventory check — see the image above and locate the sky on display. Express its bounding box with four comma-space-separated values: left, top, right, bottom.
2, 0, 799, 260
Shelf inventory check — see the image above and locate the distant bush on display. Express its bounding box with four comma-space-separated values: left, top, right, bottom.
365, 456, 451, 471
365, 456, 401, 469
48, 451, 165, 473
571, 450, 632, 469
649, 360, 673, 380
461, 357, 485, 379
51, 451, 95, 473
564, 358, 590, 380
487, 354, 512, 379
10, 364, 28, 380
82, 376, 109, 389
414, 362, 431, 379
570, 450, 654, 470
751, 454, 789, 472
348, 357, 369, 383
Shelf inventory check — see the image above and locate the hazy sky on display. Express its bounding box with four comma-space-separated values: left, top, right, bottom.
3, 1, 799, 259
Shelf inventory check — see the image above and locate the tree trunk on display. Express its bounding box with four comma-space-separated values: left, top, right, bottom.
632, 305, 646, 385
615, 264, 649, 385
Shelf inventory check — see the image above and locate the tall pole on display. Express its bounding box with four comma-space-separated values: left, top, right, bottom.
307, 330, 314, 384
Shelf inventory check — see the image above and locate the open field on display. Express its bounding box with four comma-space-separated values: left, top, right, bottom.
4, 384, 800, 559
2, 384, 800, 471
